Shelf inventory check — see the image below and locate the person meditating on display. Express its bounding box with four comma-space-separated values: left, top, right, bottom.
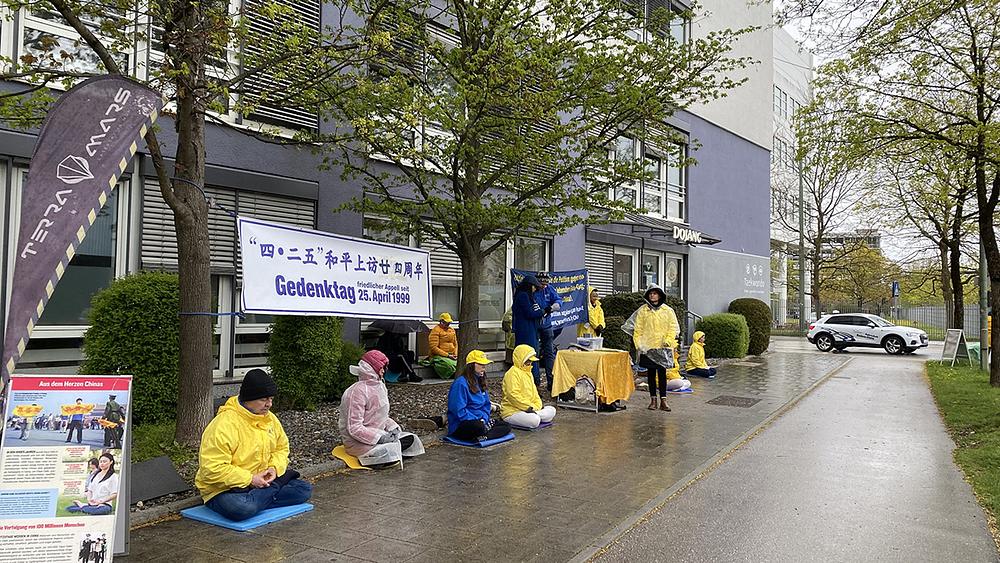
195, 369, 312, 521
67, 452, 118, 515
446, 350, 510, 441
501, 345, 556, 429
685, 330, 717, 379
339, 350, 424, 466
428, 313, 459, 379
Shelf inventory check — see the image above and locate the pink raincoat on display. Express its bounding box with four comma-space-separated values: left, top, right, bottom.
338, 360, 401, 457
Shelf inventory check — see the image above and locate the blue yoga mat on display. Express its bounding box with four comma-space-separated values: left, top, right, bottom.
180, 503, 314, 532
442, 433, 515, 448
666, 388, 694, 395
510, 420, 553, 431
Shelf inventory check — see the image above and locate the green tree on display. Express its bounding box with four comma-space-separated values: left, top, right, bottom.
317, 0, 753, 355
825, 245, 901, 310
0, 0, 368, 444
787, 0, 1000, 383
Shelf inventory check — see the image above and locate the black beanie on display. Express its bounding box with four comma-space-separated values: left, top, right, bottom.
239, 369, 278, 403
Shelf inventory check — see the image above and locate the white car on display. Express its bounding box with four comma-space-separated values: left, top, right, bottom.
807, 313, 929, 355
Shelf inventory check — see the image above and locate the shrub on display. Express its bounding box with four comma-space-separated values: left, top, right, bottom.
601, 292, 687, 340
728, 298, 772, 355
268, 316, 344, 410
332, 340, 366, 400
696, 313, 749, 358
601, 316, 631, 352
81, 272, 180, 425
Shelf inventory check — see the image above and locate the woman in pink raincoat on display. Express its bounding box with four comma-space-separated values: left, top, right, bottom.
338, 350, 424, 466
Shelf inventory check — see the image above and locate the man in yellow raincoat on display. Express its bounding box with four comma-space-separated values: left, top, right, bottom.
195, 369, 312, 521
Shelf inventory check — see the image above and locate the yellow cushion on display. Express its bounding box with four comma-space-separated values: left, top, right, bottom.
332, 445, 371, 471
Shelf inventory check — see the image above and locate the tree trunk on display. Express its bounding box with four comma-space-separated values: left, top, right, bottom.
939, 243, 954, 328
169, 7, 213, 446
973, 158, 1000, 385
456, 248, 483, 364
947, 239, 964, 330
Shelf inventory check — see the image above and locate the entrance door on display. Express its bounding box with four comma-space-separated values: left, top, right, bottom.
613, 250, 636, 294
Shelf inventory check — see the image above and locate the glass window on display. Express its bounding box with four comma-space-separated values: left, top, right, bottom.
612, 136, 639, 206
641, 253, 659, 289
613, 253, 633, 294
38, 189, 118, 325
663, 256, 681, 298
666, 143, 686, 221
363, 217, 409, 246
433, 284, 460, 320
479, 246, 506, 322
643, 154, 664, 216
669, 14, 689, 44
514, 237, 548, 272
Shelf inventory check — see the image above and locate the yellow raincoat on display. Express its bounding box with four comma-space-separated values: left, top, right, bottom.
632, 298, 679, 352
195, 396, 289, 502
500, 345, 543, 419
577, 287, 606, 337
685, 331, 709, 370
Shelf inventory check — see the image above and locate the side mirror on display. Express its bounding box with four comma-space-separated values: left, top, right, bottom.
867, 322, 877, 328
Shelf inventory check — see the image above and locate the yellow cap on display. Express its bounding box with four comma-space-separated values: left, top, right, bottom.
439, 312, 453, 323
465, 350, 492, 365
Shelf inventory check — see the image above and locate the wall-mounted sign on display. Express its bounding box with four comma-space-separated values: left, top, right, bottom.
672, 225, 703, 244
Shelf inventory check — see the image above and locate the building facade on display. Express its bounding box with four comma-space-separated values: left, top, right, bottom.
0, 0, 776, 377
770, 26, 815, 326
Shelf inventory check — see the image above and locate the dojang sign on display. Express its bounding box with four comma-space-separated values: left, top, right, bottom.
673, 225, 702, 244
238, 217, 433, 320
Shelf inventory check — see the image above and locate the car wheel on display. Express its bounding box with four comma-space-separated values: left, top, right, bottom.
815, 333, 834, 352
884, 336, 905, 355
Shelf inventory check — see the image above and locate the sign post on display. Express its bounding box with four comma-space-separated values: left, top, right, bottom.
941, 329, 972, 367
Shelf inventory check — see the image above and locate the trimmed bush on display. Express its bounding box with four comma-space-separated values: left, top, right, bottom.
81, 272, 180, 425
332, 340, 366, 400
601, 292, 687, 336
696, 313, 749, 359
268, 316, 344, 410
728, 298, 772, 355
601, 316, 631, 352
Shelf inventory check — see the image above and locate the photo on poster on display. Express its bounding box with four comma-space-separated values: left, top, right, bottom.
3, 389, 129, 449
57, 448, 122, 517
76, 532, 110, 563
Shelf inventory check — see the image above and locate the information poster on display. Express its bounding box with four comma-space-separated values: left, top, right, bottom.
0, 375, 131, 563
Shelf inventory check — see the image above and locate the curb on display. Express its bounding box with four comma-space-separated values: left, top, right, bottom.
128, 429, 448, 528
568, 356, 854, 563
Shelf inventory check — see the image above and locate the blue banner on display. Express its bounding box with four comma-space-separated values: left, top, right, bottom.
510, 269, 588, 329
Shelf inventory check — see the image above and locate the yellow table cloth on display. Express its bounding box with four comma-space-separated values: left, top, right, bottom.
551, 349, 635, 404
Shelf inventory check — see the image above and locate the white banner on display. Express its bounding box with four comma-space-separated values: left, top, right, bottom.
238, 217, 432, 319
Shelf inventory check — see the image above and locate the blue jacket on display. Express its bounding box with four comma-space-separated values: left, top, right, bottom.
535, 285, 560, 329
512, 289, 544, 346
447, 376, 492, 435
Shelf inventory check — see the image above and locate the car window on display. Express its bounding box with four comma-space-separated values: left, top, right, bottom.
871, 316, 893, 327
826, 316, 851, 325
848, 316, 873, 326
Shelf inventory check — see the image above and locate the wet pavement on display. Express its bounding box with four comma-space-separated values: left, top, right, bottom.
121, 350, 846, 562
595, 350, 999, 562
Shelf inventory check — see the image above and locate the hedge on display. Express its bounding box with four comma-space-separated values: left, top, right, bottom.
602, 315, 631, 352
696, 313, 749, 358
333, 340, 366, 400
601, 292, 686, 336
81, 272, 180, 425
728, 298, 772, 355
268, 316, 346, 410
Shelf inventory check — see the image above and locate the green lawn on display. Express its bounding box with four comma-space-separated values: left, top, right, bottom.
927, 362, 1000, 528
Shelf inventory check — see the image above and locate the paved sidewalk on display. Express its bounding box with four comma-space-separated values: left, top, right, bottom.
121, 351, 845, 563
595, 352, 998, 562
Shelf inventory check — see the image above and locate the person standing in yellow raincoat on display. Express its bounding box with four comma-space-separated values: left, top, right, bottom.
631, 285, 679, 411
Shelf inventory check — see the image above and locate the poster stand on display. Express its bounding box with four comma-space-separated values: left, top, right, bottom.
941, 329, 973, 367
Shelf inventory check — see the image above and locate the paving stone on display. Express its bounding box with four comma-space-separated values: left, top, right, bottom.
127, 352, 846, 562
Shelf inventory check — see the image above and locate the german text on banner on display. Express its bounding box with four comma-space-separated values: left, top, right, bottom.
239, 217, 433, 319
1, 76, 162, 385
0, 374, 132, 563
510, 269, 589, 329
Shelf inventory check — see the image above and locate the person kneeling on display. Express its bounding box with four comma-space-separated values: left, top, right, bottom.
447, 350, 511, 441
685, 331, 717, 379
501, 345, 556, 429
195, 369, 312, 522
339, 351, 424, 466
